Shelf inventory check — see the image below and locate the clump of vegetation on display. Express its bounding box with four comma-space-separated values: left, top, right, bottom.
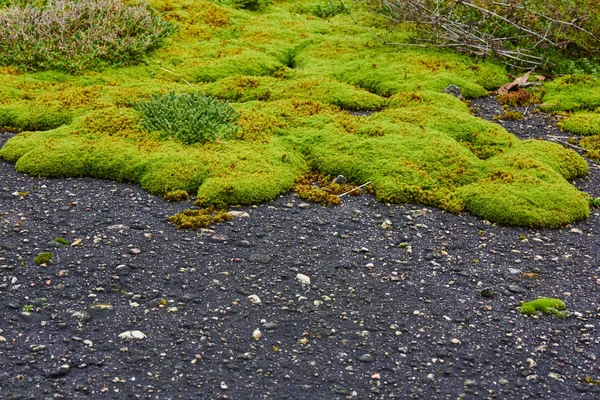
53, 237, 70, 246
495, 107, 524, 121
292, 1, 346, 18
560, 112, 600, 136
168, 207, 233, 229
360, 0, 600, 70
498, 88, 534, 107
0, 0, 175, 73
292, 172, 360, 206
135, 92, 239, 145
520, 298, 569, 318
34, 251, 53, 265
0, 0, 593, 229
164, 189, 189, 202
213, 0, 271, 11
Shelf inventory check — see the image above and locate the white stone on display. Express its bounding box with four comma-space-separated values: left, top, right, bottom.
118, 330, 147, 340
296, 273, 311, 285
227, 211, 249, 218
451, 338, 461, 345
252, 329, 262, 340
247, 295, 262, 304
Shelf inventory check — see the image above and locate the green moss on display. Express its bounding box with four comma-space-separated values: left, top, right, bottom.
53, 237, 70, 246
560, 112, 600, 136
34, 251, 53, 266
541, 75, 600, 112
168, 207, 233, 229
0, 0, 592, 228
164, 189, 189, 202
520, 298, 569, 318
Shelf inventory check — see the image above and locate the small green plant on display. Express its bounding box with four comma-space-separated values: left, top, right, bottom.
164, 190, 189, 202
22, 304, 34, 312
135, 92, 239, 145
590, 197, 600, 207
53, 237, 70, 246
520, 298, 569, 318
34, 252, 53, 266
168, 208, 233, 229
0, 0, 174, 73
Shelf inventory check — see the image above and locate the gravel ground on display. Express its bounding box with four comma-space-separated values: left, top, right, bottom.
1, 97, 600, 399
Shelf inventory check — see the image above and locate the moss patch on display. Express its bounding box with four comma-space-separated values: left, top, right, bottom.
0, 0, 592, 228
34, 252, 53, 266
520, 298, 569, 318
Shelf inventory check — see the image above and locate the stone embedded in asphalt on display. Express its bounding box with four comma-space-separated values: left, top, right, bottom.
0, 242, 17, 250
227, 211, 249, 218
296, 273, 311, 285
357, 353, 374, 363
45, 364, 70, 378
248, 253, 271, 263
118, 330, 147, 340
247, 295, 262, 304
262, 322, 278, 330
211, 234, 229, 242
508, 284, 526, 294
480, 288, 495, 298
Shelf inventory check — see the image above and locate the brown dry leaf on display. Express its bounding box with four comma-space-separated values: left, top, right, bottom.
535, 75, 547, 81
497, 71, 532, 95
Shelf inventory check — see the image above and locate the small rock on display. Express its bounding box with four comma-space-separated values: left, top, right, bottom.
450, 338, 461, 345
247, 295, 262, 304
570, 228, 583, 234
70, 238, 83, 247
332, 175, 347, 184
508, 284, 526, 294
220, 381, 228, 390
357, 353, 374, 363
118, 330, 147, 340
30, 344, 46, 352
480, 288, 495, 298
227, 211, 249, 219
248, 253, 271, 263
0, 242, 17, 250
46, 364, 70, 378
262, 322, 278, 330
252, 329, 262, 340
296, 273, 311, 285
443, 84, 463, 99
297, 203, 309, 209
509, 268, 522, 274
211, 234, 229, 243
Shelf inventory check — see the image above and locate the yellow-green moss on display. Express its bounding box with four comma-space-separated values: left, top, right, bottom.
521, 298, 568, 318
0, 0, 593, 228
168, 207, 233, 229
34, 252, 53, 266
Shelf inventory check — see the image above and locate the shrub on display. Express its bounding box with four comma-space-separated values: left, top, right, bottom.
134, 91, 239, 145
0, 0, 174, 73
360, 0, 600, 70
